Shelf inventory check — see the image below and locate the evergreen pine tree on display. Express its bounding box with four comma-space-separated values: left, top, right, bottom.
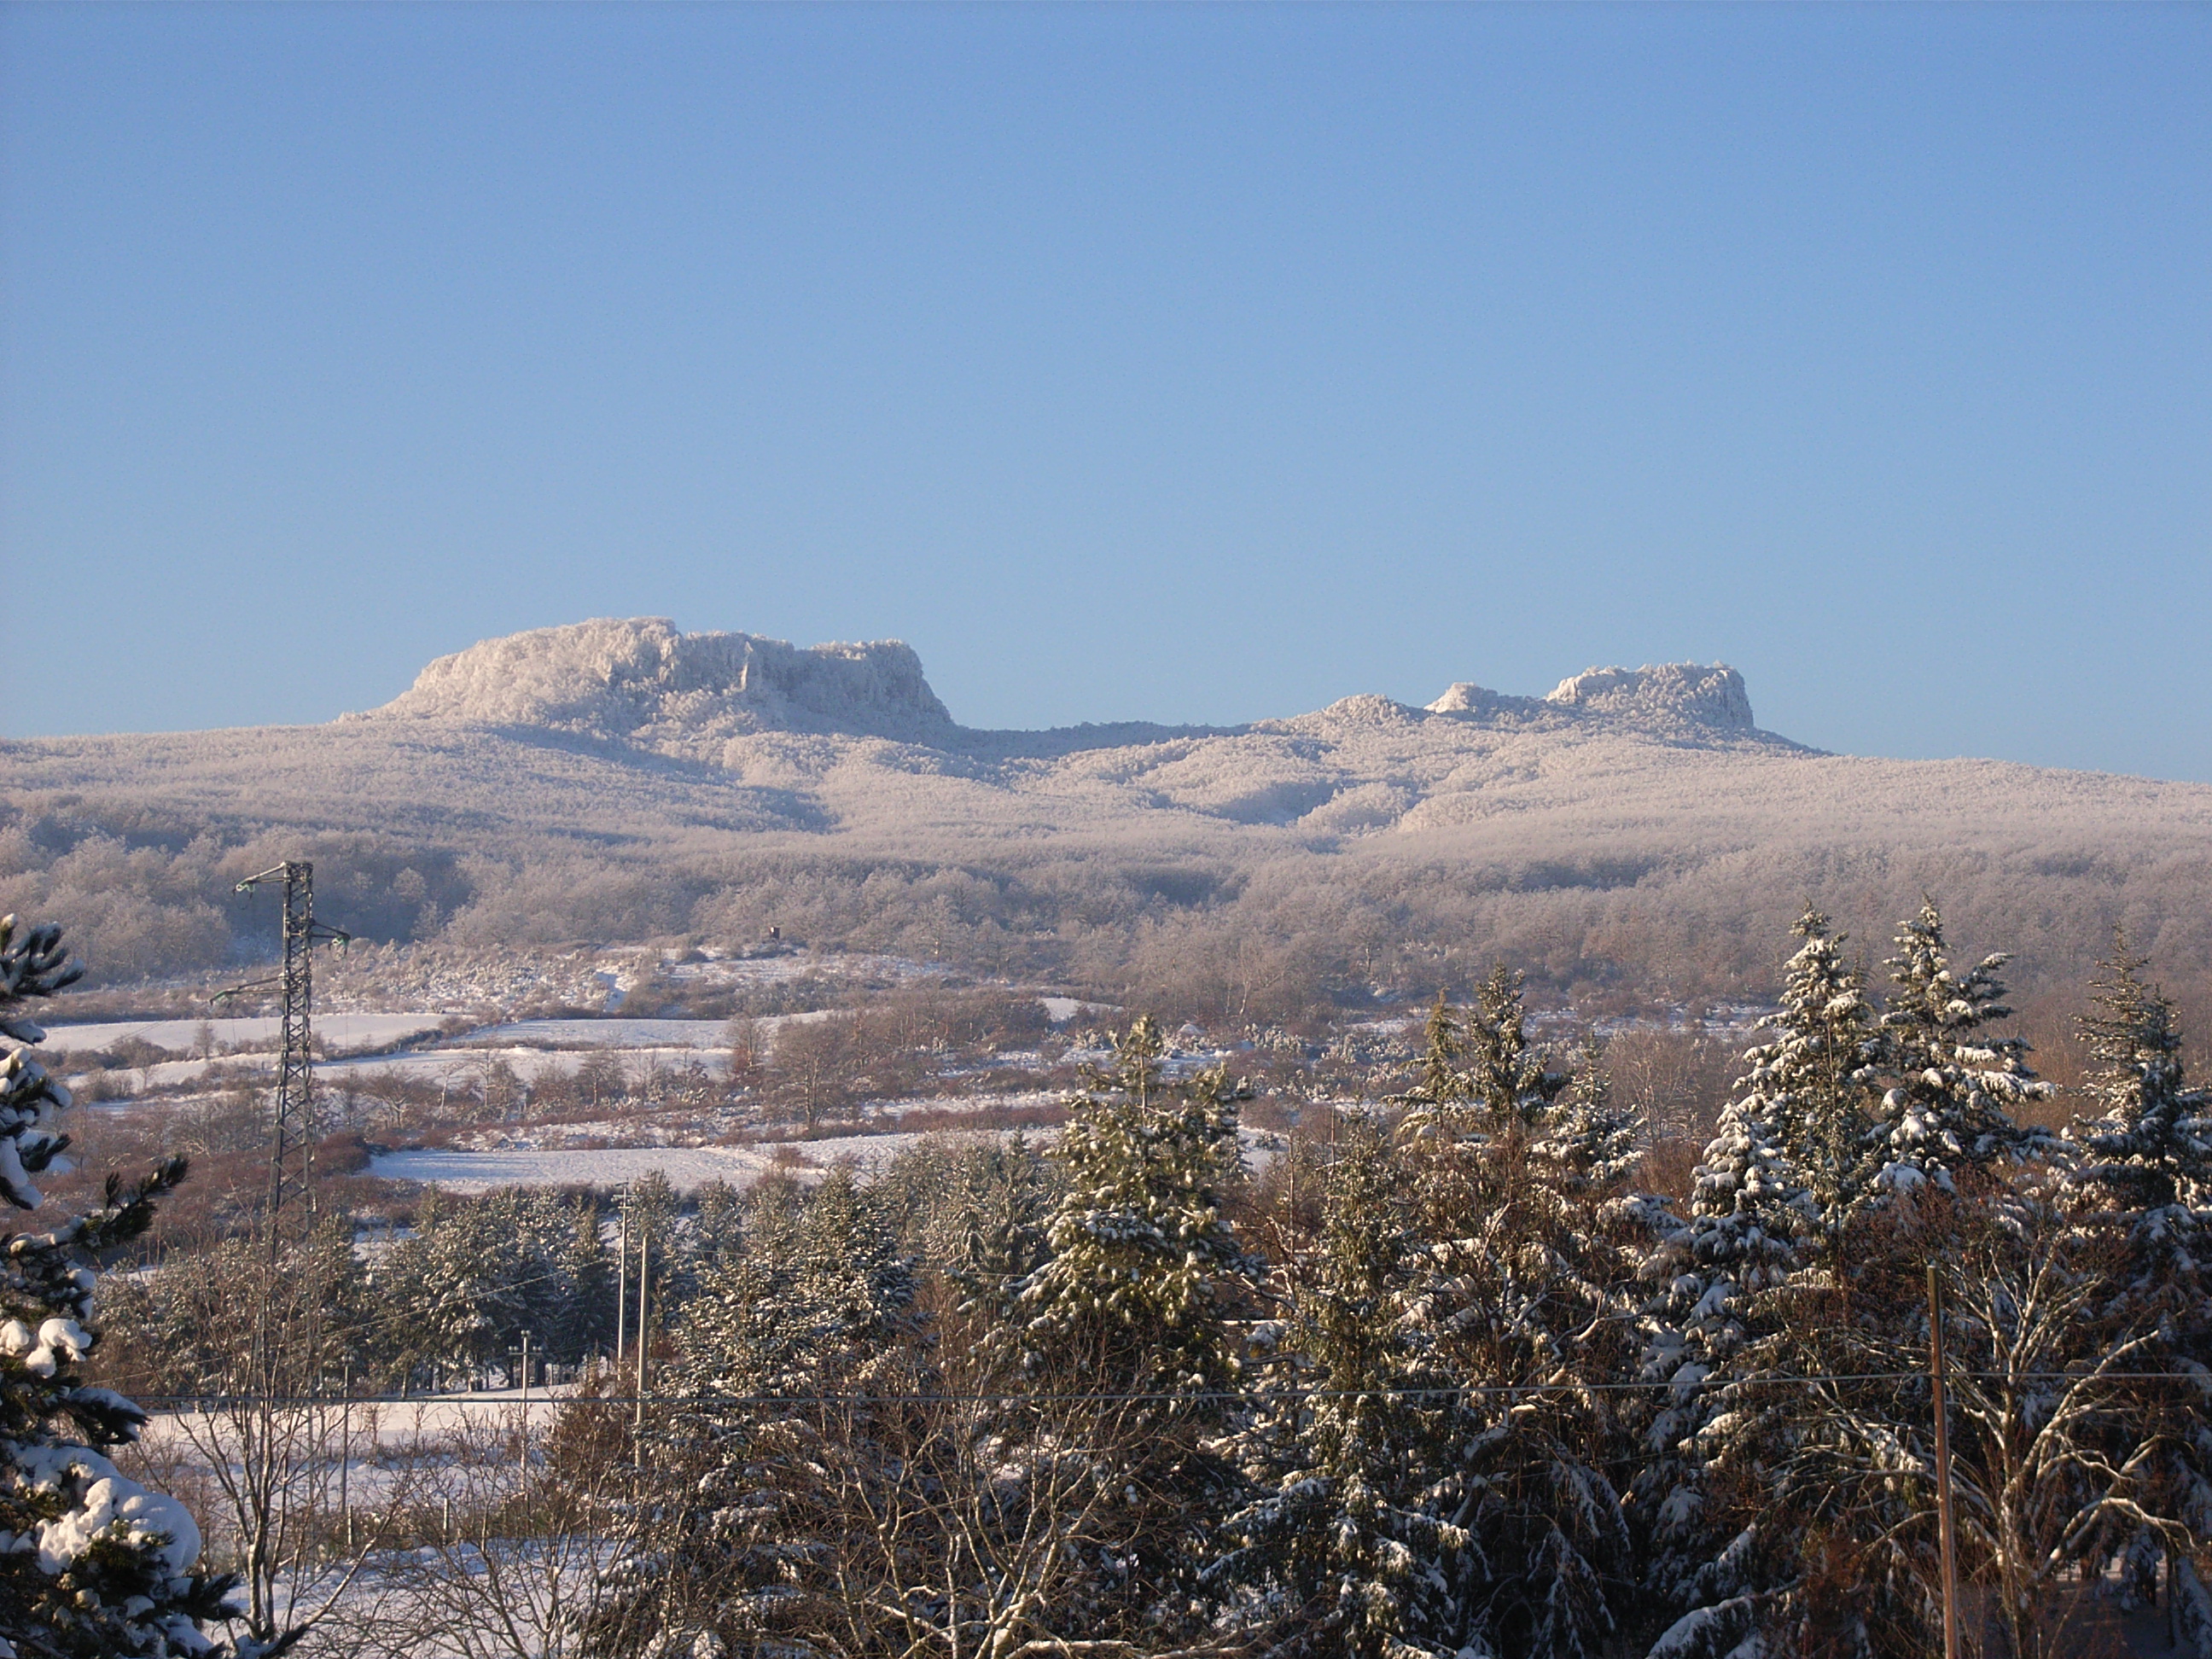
2070, 931, 2212, 1222
1393, 969, 1639, 1659
998, 1016, 1262, 1643
1400, 992, 1464, 1115
1871, 901, 2052, 1200
1010, 1015, 1257, 1396
0, 916, 238, 1657
1633, 914, 1862, 1656
939, 1133, 1057, 1301
2063, 935, 2212, 1612
1223, 1121, 1471, 1658
1459, 965, 1571, 1138
598, 1167, 928, 1656
547, 1199, 614, 1370
1534, 1041, 1641, 1197
1764, 908, 1882, 1234
689, 1179, 747, 1272
1708, 909, 2065, 1657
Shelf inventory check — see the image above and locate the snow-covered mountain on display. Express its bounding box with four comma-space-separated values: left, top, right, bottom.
7, 619, 2210, 998
366, 619, 960, 749
359, 619, 1783, 760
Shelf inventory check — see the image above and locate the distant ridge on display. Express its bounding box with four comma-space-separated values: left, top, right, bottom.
13, 616, 2208, 1001
357, 618, 1796, 760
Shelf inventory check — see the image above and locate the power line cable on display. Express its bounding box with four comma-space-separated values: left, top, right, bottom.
137, 1369, 2205, 1412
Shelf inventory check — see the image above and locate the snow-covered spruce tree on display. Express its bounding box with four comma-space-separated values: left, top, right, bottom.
934, 1132, 1057, 1295
997, 1015, 1263, 1644
542, 1196, 614, 1371
2070, 930, 2212, 1227
1393, 970, 1643, 1659
372, 1189, 532, 1389
2063, 935, 2212, 1639
1402, 992, 1466, 1118
864, 1130, 1058, 1301
1220, 1120, 1475, 1658
1633, 911, 1873, 1656
0, 916, 237, 1658
1871, 901, 2053, 1202
1764, 908, 1883, 1237
590, 1167, 928, 1657
1535, 1041, 1642, 1199
1448, 964, 1571, 1141
1010, 1015, 1257, 1396
1713, 907, 2062, 1657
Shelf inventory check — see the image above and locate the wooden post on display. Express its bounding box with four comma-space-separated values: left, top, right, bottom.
339, 1362, 350, 1541
1929, 1263, 1961, 1659
517, 1330, 532, 1496
634, 1228, 650, 1435
614, 1197, 627, 1368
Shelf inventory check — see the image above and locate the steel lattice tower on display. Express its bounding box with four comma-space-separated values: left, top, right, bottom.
229, 863, 348, 1254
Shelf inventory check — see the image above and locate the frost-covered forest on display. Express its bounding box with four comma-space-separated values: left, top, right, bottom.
8, 890, 2212, 1658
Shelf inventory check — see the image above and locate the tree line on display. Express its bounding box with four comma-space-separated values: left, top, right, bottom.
524, 906, 2212, 1658
6, 900, 2212, 1656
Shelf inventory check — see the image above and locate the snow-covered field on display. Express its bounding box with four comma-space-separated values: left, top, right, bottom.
142, 1387, 570, 1454
1039, 996, 1115, 1025
370, 1143, 772, 1190
91, 1045, 727, 1097
463, 1017, 732, 1049
320, 1044, 729, 1089
56, 1014, 851, 1097
40, 1013, 447, 1056
368, 1123, 1284, 1193
370, 1129, 998, 1191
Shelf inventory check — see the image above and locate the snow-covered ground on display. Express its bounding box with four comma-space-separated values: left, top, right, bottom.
39, 1013, 447, 1056
80, 1043, 731, 1097
463, 1017, 732, 1049
370, 1143, 771, 1191
55, 1013, 862, 1098
1039, 996, 1117, 1025
368, 1123, 1283, 1193
370, 1130, 998, 1192
142, 1387, 572, 1454
320, 1045, 729, 1089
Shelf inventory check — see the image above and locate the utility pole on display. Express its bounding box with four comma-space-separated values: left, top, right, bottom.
339, 1361, 351, 1531
633, 1228, 650, 1435
222, 863, 350, 1257
516, 1330, 533, 1497
1928, 1264, 1962, 1659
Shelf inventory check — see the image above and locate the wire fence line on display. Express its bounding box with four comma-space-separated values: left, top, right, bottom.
134, 1368, 2207, 1412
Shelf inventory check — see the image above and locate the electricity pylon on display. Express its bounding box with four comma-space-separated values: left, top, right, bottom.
218, 863, 351, 1255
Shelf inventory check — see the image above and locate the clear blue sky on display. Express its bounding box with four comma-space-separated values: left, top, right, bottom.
4, 3, 2207, 777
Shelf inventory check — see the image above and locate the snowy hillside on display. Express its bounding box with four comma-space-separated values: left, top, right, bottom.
7, 618, 2211, 998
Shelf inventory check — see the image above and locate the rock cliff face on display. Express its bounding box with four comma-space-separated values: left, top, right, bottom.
1541, 662, 1755, 731
1426, 661, 1758, 738
368, 619, 958, 751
